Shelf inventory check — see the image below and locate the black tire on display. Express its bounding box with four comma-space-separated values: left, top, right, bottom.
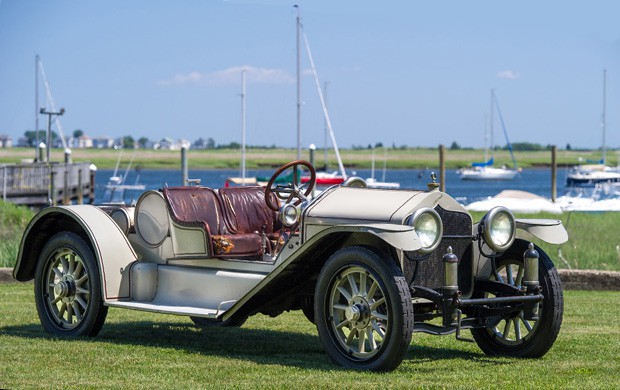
34, 231, 108, 337
190, 315, 247, 328
471, 240, 563, 357
315, 246, 413, 371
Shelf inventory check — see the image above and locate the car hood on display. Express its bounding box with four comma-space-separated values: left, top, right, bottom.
305, 186, 445, 224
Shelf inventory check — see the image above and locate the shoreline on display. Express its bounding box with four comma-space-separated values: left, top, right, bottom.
1, 268, 618, 291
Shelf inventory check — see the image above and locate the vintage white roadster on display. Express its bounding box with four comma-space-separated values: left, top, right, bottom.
13, 160, 568, 371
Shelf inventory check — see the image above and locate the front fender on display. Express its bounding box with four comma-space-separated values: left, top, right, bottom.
13, 205, 137, 300
328, 223, 422, 251
516, 218, 568, 244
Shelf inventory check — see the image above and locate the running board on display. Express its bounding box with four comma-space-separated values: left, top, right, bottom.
106, 300, 236, 319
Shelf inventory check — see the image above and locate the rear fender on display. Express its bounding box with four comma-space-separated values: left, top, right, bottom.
13, 205, 137, 300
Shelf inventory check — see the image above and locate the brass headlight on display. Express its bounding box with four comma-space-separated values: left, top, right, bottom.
408, 208, 443, 254
481, 206, 516, 252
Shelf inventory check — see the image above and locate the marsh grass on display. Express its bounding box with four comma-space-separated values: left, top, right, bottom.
0, 283, 618, 388
1, 147, 614, 170
0, 202, 33, 267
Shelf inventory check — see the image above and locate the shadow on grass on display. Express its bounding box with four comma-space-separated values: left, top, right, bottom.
1, 319, 495, 371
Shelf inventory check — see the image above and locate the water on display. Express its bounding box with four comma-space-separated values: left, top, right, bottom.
93, 167, 570, 205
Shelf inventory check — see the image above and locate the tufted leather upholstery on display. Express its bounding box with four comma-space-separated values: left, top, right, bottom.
162, 186, 281, 259
163, 187, 226, 237
219, 187, 281, 234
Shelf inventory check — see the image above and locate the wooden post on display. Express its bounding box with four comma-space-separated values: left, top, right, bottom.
551, 145, 557, 203
439, 144, 446, 192
50, 169, 56, 206
181, 146, 188, 186
63, 165, 70, 205
77, 169, 83, 204
90, 165, 96, 204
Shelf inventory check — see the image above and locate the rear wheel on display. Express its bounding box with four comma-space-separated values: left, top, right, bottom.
34, 232, 108, 337
471, 240, 563, 357
315, 246, 413, 371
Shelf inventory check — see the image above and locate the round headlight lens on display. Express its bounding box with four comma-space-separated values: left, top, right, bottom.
280, 204, 300, 227
482, 207, 516, 252
409, 208, 443, 254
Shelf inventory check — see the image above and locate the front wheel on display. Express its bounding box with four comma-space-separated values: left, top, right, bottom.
315, 246, 413, 371
471, 240, 563, 357
34, 231, 108, 337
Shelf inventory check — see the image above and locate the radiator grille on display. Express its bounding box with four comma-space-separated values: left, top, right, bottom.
404, 206, 473, 292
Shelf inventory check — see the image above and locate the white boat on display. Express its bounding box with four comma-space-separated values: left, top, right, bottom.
465, 190, 562, 214
459, 89, 519, 181
459, 164, 519, 181
566, 163, 620, 187
558, 182, 620, 211
566, 69, 619, 187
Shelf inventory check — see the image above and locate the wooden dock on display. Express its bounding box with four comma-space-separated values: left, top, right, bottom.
1, 162, 94, 207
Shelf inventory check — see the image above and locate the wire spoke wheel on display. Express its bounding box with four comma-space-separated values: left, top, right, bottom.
471, 240, 563, 357
315, 246, 413, 371
42, 248, 92, 329
485, 261, 539, 344
328, 266, 388, 359
35, 232, 108, 337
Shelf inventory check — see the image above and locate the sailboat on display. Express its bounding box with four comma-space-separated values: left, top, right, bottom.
459, 89, 519, 181
101, 149, 146, 204
566, 69, 620, 187
365, 146, 400, 189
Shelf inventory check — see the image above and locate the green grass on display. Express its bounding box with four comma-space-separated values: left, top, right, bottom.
1, 146, 615, 170
0, 283, 618, 388
0, 201, 33, 267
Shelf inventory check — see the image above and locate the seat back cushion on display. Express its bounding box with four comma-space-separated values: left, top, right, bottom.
219, 186, 280, 234
162, 186, 225, 235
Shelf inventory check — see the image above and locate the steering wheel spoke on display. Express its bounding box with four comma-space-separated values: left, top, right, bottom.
265, 160, 316, 211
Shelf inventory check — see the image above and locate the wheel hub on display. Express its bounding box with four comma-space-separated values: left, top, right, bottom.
346, 297, 370, 329
54, 276, 76, 303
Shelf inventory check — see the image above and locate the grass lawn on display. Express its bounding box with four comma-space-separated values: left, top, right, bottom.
0, 282, 618, 388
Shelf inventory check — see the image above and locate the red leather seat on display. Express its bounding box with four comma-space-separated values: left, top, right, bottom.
217, 187, 281, 258
162, 186, 281, 259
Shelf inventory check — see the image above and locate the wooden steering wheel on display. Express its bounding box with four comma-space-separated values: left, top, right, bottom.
265, 160, 316, 211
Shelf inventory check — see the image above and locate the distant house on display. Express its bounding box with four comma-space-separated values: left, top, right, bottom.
76, 135, 93, 148
92, 137, 115, 149
157, 137, 175, 150
0, 135, 12, 148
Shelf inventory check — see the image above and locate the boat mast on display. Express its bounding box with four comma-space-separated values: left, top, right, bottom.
35, 55, 40, 159
302, 29, 347, 179
323, 81, 329, 170
601, 68, 607, 165
492, 91, 518, 170
241, 70, 247, 181
489, 89, 495, 163
295, 5, 301, 160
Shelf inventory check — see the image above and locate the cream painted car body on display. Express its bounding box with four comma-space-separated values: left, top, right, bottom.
13, 171, 568, 371
14, 183, 566, 321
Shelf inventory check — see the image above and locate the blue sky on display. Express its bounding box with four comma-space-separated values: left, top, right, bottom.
1, 0, 619, 150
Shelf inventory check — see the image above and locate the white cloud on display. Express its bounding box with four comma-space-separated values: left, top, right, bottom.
158, 65, 294, 86
497, 70, 520, 80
